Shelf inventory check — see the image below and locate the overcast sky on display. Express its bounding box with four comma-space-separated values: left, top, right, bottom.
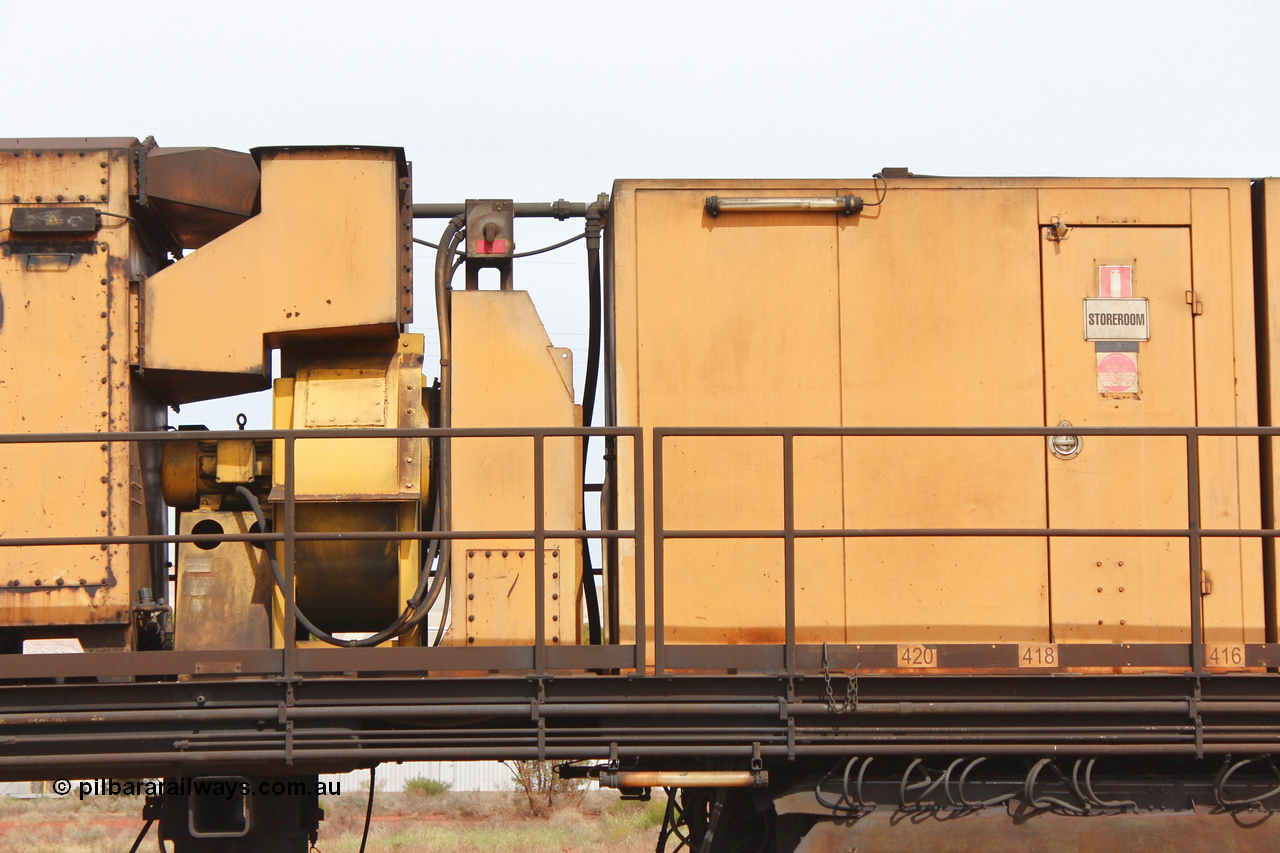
12, 0, 1279, 426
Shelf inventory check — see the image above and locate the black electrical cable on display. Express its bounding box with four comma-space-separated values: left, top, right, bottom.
420, 217, 595, 644
513, 231, 585, 258
413, 230, 585, 258
432, 569, 450, 646
433, 216, 465, 644
358, 766, 376, 853
578, 206, 605, 645
863, 173, 889, 207
127, 818, 154, 853
235, 486, 446, 647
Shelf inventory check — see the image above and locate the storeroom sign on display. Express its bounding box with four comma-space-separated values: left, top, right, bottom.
1083, 298, 1149, 342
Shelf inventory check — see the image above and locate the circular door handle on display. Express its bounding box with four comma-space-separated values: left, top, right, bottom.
1049, 420, 1082, 460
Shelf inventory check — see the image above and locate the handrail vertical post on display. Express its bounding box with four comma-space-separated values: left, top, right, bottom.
1187, 432, 1205, 673
633, 429, 647, 675
653, 430, 665, 676
284, 435, 297, 680
783, 431, 797, 675
534, 433, 546, 676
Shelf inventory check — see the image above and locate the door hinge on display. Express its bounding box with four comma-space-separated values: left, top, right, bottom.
1186, 290, 1203, 316
1200, 570, 1213, 595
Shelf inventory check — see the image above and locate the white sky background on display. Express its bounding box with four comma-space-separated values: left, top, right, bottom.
9, 0, 1280, 431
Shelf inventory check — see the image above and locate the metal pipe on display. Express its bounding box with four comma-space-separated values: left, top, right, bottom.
3, 697, 1245, 727
7, 423, 1280, 447
600, 770, 767, 789
0, 528, 638, 548
7, 742, 1280, 771
412, 201, 590, 220
788, 701, 1191, 715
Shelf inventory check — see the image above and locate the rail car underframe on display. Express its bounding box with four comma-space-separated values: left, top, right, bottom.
1, 665, 1279, 780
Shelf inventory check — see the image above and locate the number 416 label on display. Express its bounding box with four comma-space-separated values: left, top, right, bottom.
1206, 644, 1246, 669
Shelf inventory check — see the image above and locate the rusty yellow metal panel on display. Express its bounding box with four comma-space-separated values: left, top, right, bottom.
1041, 223, 1246, 643
1262, 178, 1280, 637
1038, 188, 1191, 226
839, 188, 1048, 643
269, 335, 428, 646
1191, 185, 1263, 643
174, 511, 271, 650
301, 369, 388, 427
630, 186, 846, 647
0, 148, 114, 204
215, 439, 255, 484
0, 143, 146, 639
612, 177, 1262, 662
447, 290, 582, 646
463, 548, 569, 646
142, 148, 407, 404
271, 336, 427, 500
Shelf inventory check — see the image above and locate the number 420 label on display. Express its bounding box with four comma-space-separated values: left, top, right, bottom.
896, 644, 937, 668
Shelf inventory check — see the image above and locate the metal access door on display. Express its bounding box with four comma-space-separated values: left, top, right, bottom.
1041, 226, 1196, 642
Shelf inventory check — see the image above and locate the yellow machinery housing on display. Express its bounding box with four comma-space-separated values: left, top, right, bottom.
11, 139, 1280, 852
610, 177, 1264, 658
2, 140, 1280, 671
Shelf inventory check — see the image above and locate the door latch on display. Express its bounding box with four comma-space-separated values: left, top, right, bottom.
1185, 290, 1203, 316
1049, 420, 1082, 460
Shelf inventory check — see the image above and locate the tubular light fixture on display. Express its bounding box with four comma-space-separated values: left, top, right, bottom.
705, 194, 864, 217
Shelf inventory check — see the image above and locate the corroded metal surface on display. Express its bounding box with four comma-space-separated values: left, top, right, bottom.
794, 807, 1280, 853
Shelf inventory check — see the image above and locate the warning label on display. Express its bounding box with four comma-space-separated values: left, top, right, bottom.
1097, 351, 1138, 394
1099, 265, 1133, 298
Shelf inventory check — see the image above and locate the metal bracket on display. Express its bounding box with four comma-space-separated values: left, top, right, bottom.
1193, 679, 1204, 759
1186, 290, 1204, 316
1049, 420, 1082, 460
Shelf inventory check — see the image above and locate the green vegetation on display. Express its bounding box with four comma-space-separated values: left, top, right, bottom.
403, 777, 453, 798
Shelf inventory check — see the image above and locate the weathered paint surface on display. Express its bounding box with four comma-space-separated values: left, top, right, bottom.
0, 144, 149, 633
611, 177, 1259, 663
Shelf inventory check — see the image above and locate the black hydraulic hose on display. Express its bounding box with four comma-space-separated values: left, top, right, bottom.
235, 486, 446, 647
358, 766, 376, 853
434, 215, 465, 630
579, 203, 605, 645
432, 568, 450, 646
127, 818, 154, 853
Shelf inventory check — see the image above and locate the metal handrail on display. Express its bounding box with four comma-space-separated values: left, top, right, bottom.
651, 424, 1280, 676
2, 422, 1278, 680
0, 425, 645, 679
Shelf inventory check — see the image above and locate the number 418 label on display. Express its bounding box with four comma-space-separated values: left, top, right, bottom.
1018, 644, 1059, 667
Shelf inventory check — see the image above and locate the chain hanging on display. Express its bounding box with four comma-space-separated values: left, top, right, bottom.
822, 642, 858, 715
